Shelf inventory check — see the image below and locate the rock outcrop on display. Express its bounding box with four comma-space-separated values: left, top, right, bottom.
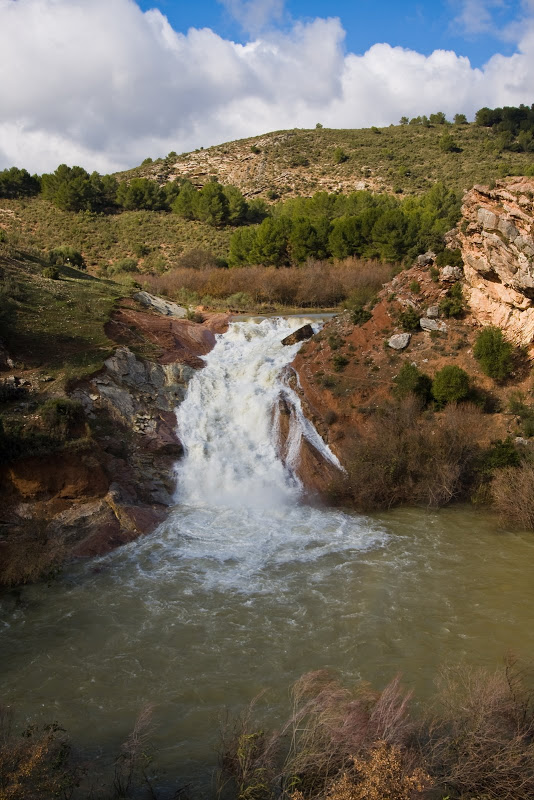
459, 178, 534, 352
281, 324, 314, 346
0, 304, 231, 573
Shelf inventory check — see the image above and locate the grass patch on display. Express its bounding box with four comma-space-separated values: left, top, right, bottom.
0, 246, 123, 384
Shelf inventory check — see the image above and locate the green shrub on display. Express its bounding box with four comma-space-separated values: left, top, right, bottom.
351, 305, 372, 326
132, 243, 151, 258
429, 266, 439, 282
110, 257, 138, 274
333, 147, 349, 164
398, 307, 420, 331
509, 393, 534, 437
42, 266, 60, 280
226, 292, 252, 309
0, 229, 6, 243
40, 397, 85, 437
250, 145, 261, 154
328, 334, 343, 350
392, 363, 432, 404
432, 365, 470, 406
439, 132, 460, 152
436, 248, 463, 268
289, 154, 309, 167
479, 437, 521, 474
439, 281, 464, 317
473, 326, 514, 381
332, 354, 349, 372
409, 280, 421, 294
48, 246, 85, 268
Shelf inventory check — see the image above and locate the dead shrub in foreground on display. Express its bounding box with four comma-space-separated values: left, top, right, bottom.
220, 661, 534, 800
0, 707, 74, 800
491, 463, 534, 530
323, 742, 429, 800
219, 671, 419, 800
329, 399, 485, 511
425, 656, 534, 800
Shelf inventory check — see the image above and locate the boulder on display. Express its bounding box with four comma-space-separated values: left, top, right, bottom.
415, 251, 435, 266
426, 305, 440, 319
282, 324, 314, 346
388, 333, 411, 350
134, 291, 187, 318
440, 266, 463, 282
420, 318, 447, 332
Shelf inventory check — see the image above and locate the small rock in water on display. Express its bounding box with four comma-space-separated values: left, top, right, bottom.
281, 324, 314, 346
420, 318, 447, 332
388, 333, 411, 350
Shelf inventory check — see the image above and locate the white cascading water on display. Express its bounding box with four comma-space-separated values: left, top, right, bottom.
174, 317, 340, 510
159, 317, 382, 592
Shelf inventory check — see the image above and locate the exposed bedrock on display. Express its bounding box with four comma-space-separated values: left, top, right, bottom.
0, 308, 231, 568
459, 178, 534, 352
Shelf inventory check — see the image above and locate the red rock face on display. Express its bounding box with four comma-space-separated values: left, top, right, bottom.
107, 309, 218, 368
276, 396, 342, 496
1, 452, 109, 501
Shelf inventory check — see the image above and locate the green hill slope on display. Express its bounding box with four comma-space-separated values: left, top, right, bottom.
128, 122, 534, 198
0, 197, 232, 274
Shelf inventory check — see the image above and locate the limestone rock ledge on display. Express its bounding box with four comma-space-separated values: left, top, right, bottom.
459, 178, 534, 351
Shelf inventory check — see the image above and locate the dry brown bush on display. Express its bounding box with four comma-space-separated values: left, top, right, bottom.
112, 704, 157, 799
324, 742, 429, 800
141, 259, 391, 309
491, 463, 534, 530
329, 399, 485, 511
0, 707, 74, 800
425, 657, 534, 800
220, 661, 534, 800
219, 671, 420, 800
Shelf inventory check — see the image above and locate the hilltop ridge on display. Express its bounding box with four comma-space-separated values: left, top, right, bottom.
126, 122, 534, 198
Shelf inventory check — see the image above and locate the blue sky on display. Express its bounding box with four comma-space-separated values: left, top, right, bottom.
1, 0, 534, 172
137, 0, 522, 67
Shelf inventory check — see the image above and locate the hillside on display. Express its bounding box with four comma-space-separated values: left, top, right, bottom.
0, 242, 229, 585
0, 196, 232, 273
128, 123, 534, 198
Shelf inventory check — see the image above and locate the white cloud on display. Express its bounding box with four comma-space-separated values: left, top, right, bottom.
218, 0, 285, 34
452, 0, 505, 35
1, 0, 534, 174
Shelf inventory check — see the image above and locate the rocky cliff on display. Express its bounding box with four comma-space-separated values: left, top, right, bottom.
0, 298, 230, 579
459, 178, 534, 354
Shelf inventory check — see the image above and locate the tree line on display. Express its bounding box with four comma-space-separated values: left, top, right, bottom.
229, 184, 460, 266
475, 103, 534, 152
0, 164, 265, 226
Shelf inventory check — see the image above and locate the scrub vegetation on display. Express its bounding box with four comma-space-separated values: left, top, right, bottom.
3, 659, 534, 800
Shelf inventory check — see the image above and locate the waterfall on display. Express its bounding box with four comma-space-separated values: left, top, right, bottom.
174, 317, 337, 510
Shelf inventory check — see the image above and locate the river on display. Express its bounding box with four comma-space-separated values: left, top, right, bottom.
1, 316, 534, 791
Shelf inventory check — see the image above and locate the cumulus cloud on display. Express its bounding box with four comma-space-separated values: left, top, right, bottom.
1, 0, 534, 173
